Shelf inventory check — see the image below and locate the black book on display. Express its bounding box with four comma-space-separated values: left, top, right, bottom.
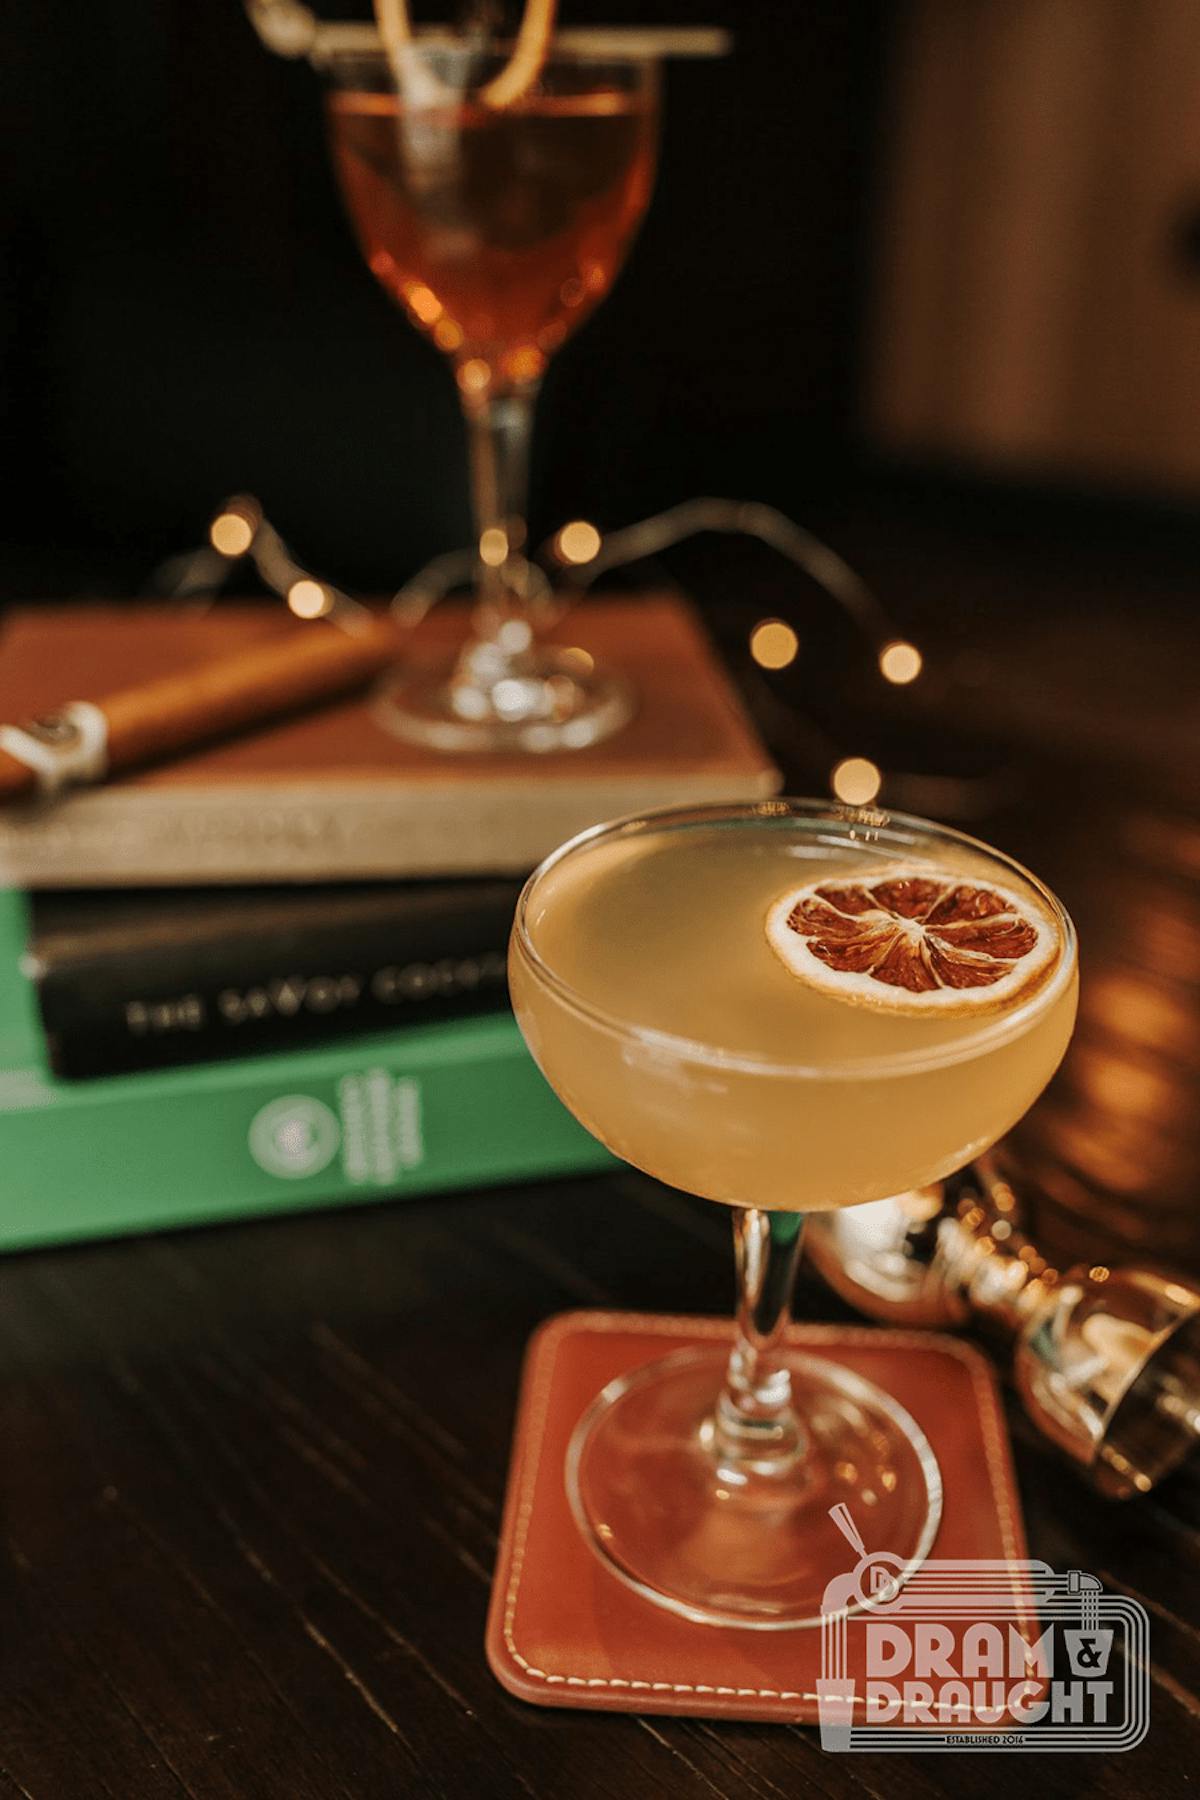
29, 879, 523, 1079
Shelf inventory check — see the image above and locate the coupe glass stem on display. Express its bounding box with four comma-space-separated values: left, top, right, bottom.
714, 1207, 807, 1472
457, 386, 539, 684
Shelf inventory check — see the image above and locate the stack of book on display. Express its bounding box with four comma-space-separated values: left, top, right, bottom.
0, 596, 780, 1248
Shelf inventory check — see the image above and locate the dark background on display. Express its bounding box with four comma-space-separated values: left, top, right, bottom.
0, 0, 898, 597
7, 0, 1198, 623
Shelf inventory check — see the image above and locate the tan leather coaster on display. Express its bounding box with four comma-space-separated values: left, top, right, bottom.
486, 1311, 1030, 1725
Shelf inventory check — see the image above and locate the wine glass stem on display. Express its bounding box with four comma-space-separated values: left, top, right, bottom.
463, 388, 538, 647
715, 1207, 807, 1471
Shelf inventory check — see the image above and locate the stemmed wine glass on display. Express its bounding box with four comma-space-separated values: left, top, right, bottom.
509, 800, 1078, 1626
319, 28, 659, 751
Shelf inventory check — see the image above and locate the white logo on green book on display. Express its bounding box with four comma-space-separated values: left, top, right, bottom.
248, 1094, 341, 1179
247, 1075, 425, 1185
338, 1070, 424, 1185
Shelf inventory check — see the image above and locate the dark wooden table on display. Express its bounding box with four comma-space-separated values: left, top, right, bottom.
3, 500, 1199, 1797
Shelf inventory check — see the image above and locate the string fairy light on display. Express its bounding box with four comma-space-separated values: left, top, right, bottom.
478, 528, 509, 569
208, 499, 260, 558
831, 757, 882, 806
554, 520, 602, 566
749, 618, 799, 671
544, 499, 917, 671
879, 639, 923, 685
154, 495, 945, 811
171, 495, 921, 684
287, 578, 333, 619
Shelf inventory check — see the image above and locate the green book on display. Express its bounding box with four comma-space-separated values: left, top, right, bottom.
0, 889, 611, 1250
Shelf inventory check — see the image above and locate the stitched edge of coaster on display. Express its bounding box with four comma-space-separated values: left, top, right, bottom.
499, 1311, 1025, 1707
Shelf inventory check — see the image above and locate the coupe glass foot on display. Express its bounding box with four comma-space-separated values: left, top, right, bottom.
566, 1345, 942, 1630
373, 650, 634, 753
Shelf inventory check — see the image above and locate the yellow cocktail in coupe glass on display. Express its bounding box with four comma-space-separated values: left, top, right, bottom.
509, 799, 1078, 1627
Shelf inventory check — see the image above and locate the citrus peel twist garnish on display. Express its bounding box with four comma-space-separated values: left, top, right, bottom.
766, 867, 1059, 1013
373, 0, 558, 109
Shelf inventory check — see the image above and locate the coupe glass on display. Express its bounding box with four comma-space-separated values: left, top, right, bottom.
322, 33, 659, 751
509, 799, 1079, 1627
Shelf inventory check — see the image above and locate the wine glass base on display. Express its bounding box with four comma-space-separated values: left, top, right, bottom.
372, 651, 635, 753
566, 1346, 942, 1630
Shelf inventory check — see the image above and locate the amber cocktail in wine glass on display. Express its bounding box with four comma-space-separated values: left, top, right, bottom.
320, 29, 658, 751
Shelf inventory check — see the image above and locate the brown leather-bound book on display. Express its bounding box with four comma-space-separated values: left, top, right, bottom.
0, 596, 780, 886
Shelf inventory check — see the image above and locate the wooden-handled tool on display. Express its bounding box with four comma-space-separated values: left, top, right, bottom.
0, 613, 402, 805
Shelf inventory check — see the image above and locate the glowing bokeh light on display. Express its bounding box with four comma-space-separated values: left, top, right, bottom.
831, 756, 882, 805
497, 617, 533, 654
879, 640, 923, 685
504, 346, 545, 385
405, 283, 442, 326
209, 511, 256, 557
556, 520, 602, 565
457, 359, 490, 395
557, 645, 595, 674
492, 678, 530, 719
287, 580, 332, 619
479, 527, 509, 568
749, 618, 799, 670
